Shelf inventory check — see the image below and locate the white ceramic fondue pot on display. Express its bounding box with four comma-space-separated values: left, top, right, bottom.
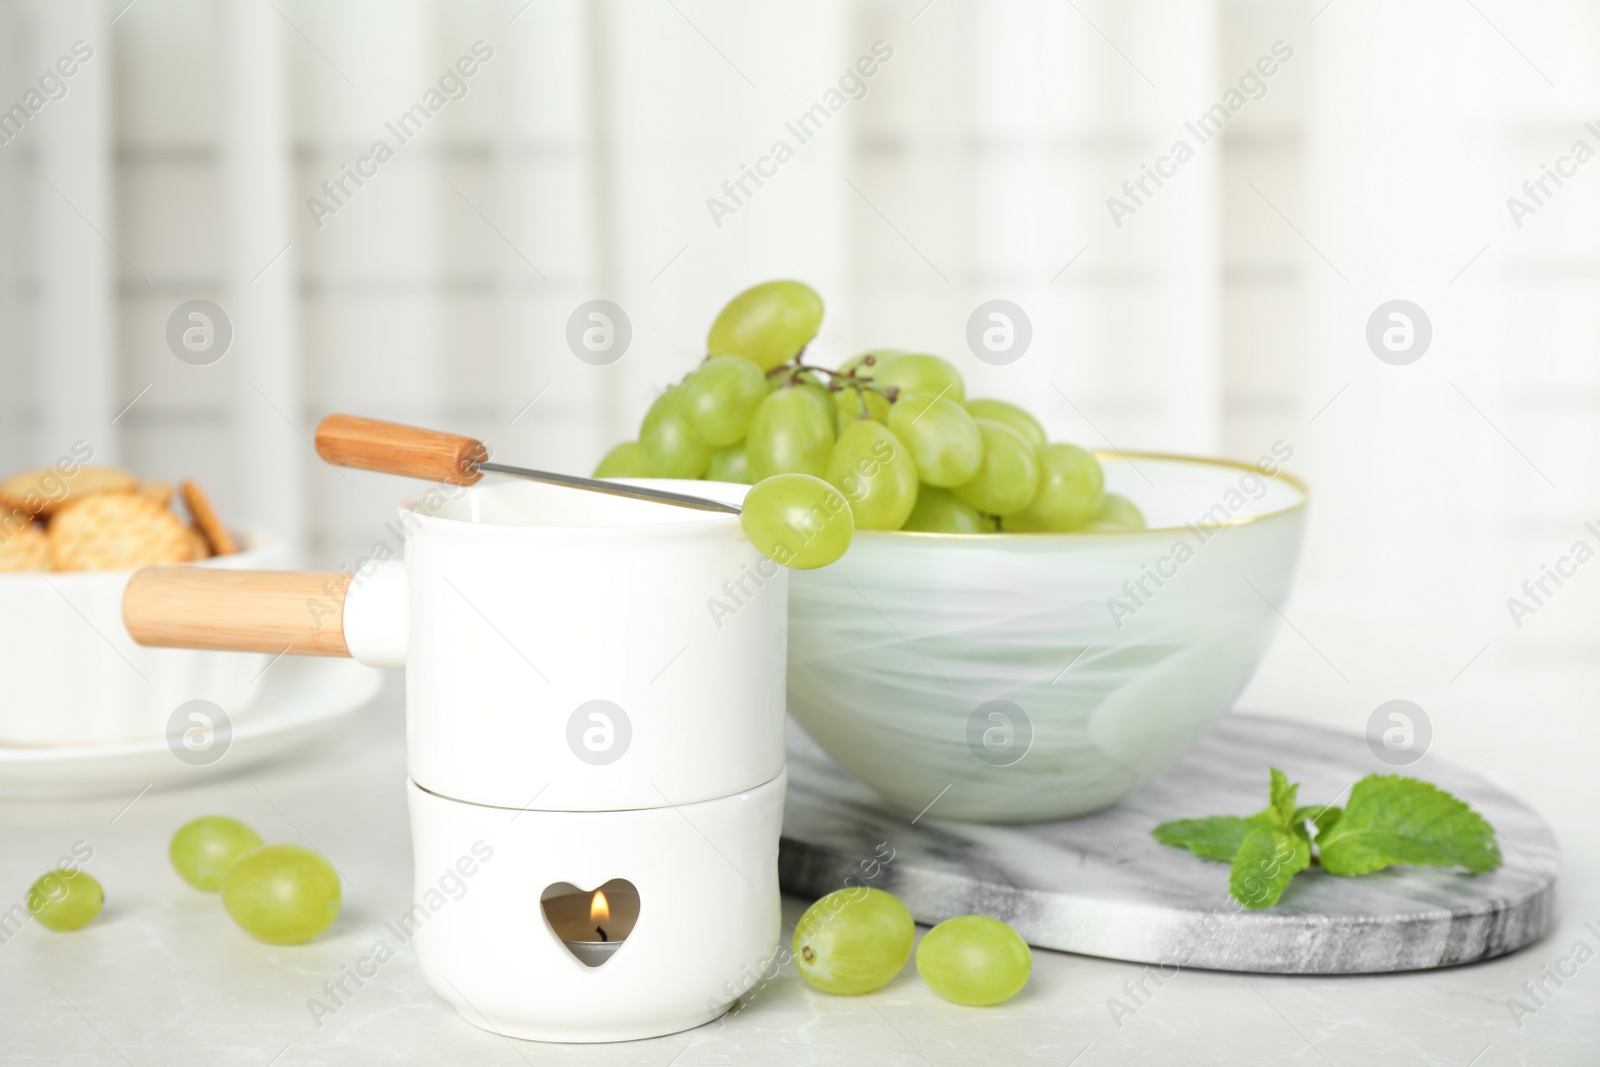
122, 469, 788, 812
121, 415, 789, 1042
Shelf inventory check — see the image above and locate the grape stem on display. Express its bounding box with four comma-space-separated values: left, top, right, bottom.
780, 357, 900, 404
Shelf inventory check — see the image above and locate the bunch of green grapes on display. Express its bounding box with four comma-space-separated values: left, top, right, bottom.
593, 280, 1148, 570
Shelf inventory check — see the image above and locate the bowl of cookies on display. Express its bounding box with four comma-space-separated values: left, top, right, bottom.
0, 459, 286, 747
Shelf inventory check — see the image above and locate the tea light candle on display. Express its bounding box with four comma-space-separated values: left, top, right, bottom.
542, 882, 639, 967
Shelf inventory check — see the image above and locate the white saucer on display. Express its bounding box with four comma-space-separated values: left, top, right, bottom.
0, 657, 385, 798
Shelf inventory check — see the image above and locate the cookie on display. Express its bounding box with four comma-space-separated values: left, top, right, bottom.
185, 524, 212, 561
0, 465, 136, 519
0, 515, 50, 573
181, 480, 237, 556
140, 481, 174, 509
48, 492, 196, 572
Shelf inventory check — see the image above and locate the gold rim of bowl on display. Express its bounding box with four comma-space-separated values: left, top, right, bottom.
863, 450, 1310, 540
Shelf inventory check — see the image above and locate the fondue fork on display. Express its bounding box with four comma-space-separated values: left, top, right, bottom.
314, 414, 741, 515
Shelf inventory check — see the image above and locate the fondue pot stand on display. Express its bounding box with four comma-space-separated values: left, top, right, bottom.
123, 471, 789, 1042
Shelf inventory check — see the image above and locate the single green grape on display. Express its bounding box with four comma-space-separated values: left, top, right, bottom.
706, 440, 751, 484
834, 384, 891, 425
1085, 492, 1146, 531
742, 476, 857, 572
170, 816, 264, 892
838, 349, 905, 380
915, 915, 1032, 1006
768, 369, 839, 431
27, 869, 102, 932
746, 386, 836, 481
900, 486, 990, 533
886, 393, 983, 488
1002, 444, 1105, 532
639, 386, 713, 479
592, 441, 652, 479
827, 420, 919, 531
681, 355, 769, 446
802, 380, 840, 436
707, 280, 824, 372
793, 887, 914, 995
951, 419, 1038, 516
964, 399, 1046, 449
740, 474, 853, 569
222, 844, 341, 945
871, 353, 965, 403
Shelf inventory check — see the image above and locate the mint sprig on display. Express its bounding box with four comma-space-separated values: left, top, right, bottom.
1152, 768, 1502, 909
1229, 823, 1310, 909
1318, 775, 1501, 875
1150, 816, 1263, 861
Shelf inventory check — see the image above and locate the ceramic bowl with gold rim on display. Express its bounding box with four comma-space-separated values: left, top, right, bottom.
785, 451, 1309, 824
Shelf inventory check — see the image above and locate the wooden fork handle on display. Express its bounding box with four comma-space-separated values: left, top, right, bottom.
315, 413, 487, 485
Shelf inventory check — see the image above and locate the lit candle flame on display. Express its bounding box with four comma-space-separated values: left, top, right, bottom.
590, 889, 610, 925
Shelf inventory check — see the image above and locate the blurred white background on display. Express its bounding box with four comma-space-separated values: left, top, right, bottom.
0, 0, 1593, 778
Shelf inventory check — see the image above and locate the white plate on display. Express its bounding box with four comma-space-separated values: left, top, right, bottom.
0, 657, 385, 797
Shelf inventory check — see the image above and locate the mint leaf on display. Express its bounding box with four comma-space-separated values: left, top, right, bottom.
1153, 769, 1306, 862
1317, 775, 1502, 876
1293, 804, 1341, 838
1151, 816, 1263, 861
1268, 768, 1299, 827
1229, 825, 1311, 909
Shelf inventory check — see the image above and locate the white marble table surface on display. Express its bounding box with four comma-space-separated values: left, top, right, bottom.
3, 656, 1596, 1067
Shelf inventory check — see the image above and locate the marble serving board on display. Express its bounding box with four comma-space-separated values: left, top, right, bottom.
779, 712, 1558, 975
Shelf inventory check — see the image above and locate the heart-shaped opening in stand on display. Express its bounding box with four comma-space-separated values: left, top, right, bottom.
540, 879, 639, 968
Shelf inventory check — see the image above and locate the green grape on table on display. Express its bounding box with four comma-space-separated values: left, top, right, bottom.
740, 473, 853, 569
900, 486, 990, 533
1082, 492, 1146, 532
639, 386, 713, 479
27, 869, 102, 932
592, 441, 651, 479
871, 353, 966, 403
746, 385, 836, 481
915, 915, 1032, 1006
170, 816, 264, 892
1002, 443, 1104, 532
706, 440, 750, 484
222, 844, 341, 945
951, 419, 1038, 517
964, 398, 1046, 449
707, 280, 823, 372
793, 887, 914, 995
886, 393, 983, 488
833, 384, 891, 425
681, 355, 768, 446
826, 420, 919, 531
